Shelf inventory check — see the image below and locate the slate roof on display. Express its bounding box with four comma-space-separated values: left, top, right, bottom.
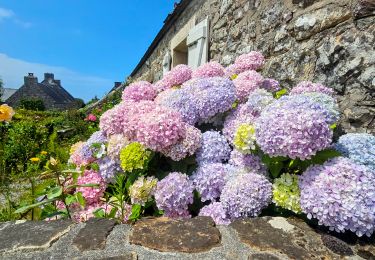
1, 88, 17, 102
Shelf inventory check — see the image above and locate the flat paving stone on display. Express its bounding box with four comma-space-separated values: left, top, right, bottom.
0, 220, 72, 253
129, 216, 221, 253
231, 217, 339, 259
73, 218, 117, 251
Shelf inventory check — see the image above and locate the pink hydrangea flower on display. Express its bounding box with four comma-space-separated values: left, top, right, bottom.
85, 113, 97, 122
234, 51, 265, 73
233, 70, 264, 103
192, 61, 225, 78
158, 64, 192, 90
122, 81, 157, 102
76, 170, 106, 205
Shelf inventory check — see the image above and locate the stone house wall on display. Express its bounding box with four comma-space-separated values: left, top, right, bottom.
130, 0, 375, 134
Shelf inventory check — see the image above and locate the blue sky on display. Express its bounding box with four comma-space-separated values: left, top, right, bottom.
0, 0, 176, 101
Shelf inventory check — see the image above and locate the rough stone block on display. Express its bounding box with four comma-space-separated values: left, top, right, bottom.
0, 220, 72, 253
129, 216, 221, 253
73, 218, 117, 251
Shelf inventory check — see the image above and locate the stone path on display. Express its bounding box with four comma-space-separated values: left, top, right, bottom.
0, 216, 374, 259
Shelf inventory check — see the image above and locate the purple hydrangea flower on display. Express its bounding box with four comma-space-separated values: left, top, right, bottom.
335, 133, 375, 171
199, 202, 231, 225
299, 157, 375, 237
196, 131, 231, 164
221, 173, 272, 219
191, 163, 229, 202
154, 172, 194, 218
261, 78, 281, 92
256, 105, 333, 160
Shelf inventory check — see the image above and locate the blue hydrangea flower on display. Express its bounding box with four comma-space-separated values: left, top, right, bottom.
335, 133, 375, 170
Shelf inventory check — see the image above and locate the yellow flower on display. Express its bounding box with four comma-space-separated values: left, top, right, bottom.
30, 157, 40, 163
0, 104, 15, 122
41, 151, 48, 155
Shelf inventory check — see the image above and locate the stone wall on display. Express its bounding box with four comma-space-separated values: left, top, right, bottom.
1, 217, 374, 259
131, 0, 375, 134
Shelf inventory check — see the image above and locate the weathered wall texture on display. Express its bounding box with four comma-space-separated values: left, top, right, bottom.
131, 0, 375, 134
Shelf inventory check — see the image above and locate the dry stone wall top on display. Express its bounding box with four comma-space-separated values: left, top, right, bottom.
1, 217, 374, 259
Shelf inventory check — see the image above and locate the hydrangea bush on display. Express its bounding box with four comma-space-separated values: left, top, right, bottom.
52, 51, 375, 238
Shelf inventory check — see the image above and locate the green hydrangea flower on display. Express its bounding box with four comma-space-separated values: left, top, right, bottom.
234, 124, 256, 154
120, 142, 152, 173
272, 173, 302, 213
129, 176, 158, 206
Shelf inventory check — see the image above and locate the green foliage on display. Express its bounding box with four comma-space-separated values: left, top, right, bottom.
19, 98, 46, 111
261, 148, 341, 179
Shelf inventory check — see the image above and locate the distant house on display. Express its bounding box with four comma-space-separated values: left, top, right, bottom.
6, 73, 78, 110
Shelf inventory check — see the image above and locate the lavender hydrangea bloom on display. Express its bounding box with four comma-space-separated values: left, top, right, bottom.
229, 150, 267, 176
299, 157, 375, 237
256, 105, 333, 160
157, 77, 236, 125
196, 131, 231, 164
199, 202, 231, 225
245, 89, 275, 117
87, 131, 107, 145
291, 81, 335, 97
221, 173, 272, 220
98, 157, 122, 183
154, 172, 194, 218
263, 95, 337, 125
191, 163, 229, 202
335, 133, 375, 170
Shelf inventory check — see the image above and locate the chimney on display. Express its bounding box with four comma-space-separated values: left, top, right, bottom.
54, 79, 61, 86
44, 73, 54, 80
24, 73, 38, 87
114, 82, 122, 89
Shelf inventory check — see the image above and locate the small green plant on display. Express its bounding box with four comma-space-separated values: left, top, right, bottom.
14, 157, 96, 220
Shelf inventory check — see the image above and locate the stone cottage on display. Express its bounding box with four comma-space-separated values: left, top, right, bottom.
6, 73, 78, 110
127, 0, 374, 133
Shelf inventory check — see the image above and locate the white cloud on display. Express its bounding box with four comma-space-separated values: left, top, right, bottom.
0, 7, 32, 28
0, 53, 114, 101
0, 7, 14, 21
